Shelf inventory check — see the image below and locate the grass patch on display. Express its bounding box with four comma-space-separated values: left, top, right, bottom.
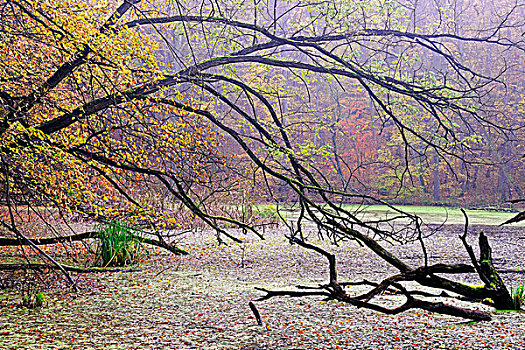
511, 282, 525, 310
257, 205, 279, 220
20, 284, 45, 309
339, 205, 523, 226
95, 221, 145, 267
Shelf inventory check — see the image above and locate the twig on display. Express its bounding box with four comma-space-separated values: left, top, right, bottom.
248, 302, 263, 326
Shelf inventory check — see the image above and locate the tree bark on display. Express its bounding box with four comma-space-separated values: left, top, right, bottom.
0, 263, 141, 273
478, 232, 514, 309
0, 231, 188, 255
433, 151, 440, 202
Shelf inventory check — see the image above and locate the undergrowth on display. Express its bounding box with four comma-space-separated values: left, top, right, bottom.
20, 283, 45, 308
95, 221, 145, 267
511, 282, 525, 310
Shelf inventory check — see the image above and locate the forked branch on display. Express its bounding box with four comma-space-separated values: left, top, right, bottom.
255, 237, 492, 321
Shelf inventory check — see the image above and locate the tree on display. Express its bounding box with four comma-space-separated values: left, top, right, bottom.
1, 0, 524, 318
0, 0, 231, 284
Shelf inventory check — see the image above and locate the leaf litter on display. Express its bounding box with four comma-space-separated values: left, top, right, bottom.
0, 225, 524, 349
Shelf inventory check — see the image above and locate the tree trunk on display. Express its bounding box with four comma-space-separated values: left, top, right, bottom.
433, 151, 440, 202
478, 232, 514, 309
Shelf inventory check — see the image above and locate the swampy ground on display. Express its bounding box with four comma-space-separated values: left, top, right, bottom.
1, 210, 524, 349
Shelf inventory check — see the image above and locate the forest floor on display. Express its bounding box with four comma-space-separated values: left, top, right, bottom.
0, 223, 524, 349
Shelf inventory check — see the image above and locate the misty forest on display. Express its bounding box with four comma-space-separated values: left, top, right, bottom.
1, 0, 525, 348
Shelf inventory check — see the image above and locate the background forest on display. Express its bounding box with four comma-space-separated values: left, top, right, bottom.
1, 0, 524, 221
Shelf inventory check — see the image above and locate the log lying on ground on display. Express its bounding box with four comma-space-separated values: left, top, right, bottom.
0, 263, 140, 273
256, 236, 494, 321
0, 231, 96, 246
326, 212, 517, 312
0, 231, 188, 255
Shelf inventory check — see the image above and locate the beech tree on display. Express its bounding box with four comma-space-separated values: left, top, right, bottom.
1, 0, 524, 319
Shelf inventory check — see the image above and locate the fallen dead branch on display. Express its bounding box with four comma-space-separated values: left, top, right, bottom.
255, 234, 497, 321
0, 263, 141, 273
0, 231, 188, 255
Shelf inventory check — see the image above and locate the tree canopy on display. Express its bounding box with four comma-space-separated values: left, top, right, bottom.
1, 0, 524, 319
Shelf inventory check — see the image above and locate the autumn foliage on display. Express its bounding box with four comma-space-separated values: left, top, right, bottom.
0, 0, 225, 232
